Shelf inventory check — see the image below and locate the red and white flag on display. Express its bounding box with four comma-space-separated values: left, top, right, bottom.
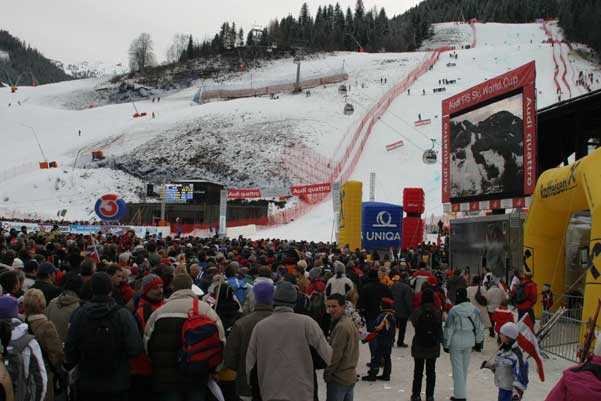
517, 314, 545, 381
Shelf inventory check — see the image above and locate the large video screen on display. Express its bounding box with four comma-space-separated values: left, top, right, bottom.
442, 61, 537, 204
160, 183, 194, 204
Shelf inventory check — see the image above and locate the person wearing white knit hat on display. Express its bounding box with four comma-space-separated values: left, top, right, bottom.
482, 322, 529, 401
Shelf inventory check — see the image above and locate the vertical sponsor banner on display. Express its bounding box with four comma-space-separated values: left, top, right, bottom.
523, 79, 537, 196
338, 181, 362, 250
441, 112, 451, 203
332, 182, 341, 242
219, 190, 227, 237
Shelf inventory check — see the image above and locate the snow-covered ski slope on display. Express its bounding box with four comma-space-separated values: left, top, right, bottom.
1, 22, 599, 238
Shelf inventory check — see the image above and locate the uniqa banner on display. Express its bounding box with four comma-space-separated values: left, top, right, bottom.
361, 202, 403, 249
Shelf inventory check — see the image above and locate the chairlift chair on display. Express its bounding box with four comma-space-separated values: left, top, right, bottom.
338, 84, 347, 94
343, 102, 354, 116
422, 139, 438, 164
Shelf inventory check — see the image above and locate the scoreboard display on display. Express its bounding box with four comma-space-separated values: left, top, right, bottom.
160, 184, 194, 203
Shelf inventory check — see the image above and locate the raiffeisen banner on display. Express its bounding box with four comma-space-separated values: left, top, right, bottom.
361, 202, 403, 249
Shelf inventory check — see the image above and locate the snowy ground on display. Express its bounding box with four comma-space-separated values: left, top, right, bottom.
316, 321, 571, 401
1, 22, 600, 232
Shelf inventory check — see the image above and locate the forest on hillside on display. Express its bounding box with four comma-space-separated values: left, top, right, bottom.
0, 30, 72, 86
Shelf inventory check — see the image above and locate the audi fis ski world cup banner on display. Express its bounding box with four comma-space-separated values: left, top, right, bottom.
441, 61, 537, 204
361, 202, 403, 249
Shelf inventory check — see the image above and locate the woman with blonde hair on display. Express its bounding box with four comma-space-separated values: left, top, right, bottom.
23, 289, 64, 401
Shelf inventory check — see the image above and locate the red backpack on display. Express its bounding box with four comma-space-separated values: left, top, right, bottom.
176, 298, 223, 378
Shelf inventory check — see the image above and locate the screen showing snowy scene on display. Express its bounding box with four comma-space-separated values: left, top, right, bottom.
449, 91, 524, 201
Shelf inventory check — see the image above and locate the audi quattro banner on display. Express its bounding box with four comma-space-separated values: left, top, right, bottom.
442, 61, 537, 205
361, 202, 403, 249
226, 183, 332, 199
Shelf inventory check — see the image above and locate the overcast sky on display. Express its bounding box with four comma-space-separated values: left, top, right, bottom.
0, 0, 421, 66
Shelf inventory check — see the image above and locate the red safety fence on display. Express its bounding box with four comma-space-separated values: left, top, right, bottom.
208, 30, 479, 232
542, 21, 564, 97
254, 46, 455, 228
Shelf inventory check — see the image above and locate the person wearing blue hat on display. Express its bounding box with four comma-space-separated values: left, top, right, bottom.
31, 262, 61, 304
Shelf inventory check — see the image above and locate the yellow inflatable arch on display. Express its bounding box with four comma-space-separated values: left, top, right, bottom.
524, 147, 601, 323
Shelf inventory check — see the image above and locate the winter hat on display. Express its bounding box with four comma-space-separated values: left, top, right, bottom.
142, 273, 163, 295
254, 282, 274, 305
0, 296, 18, 319
91, 272, 113, 296
273, 281, 297, 307
422, 288, 435, 304
500, 322, 519, 340
11, 258, 24, 269
24, 259, 39, 273
455, 288, 469, 304
334, 261, 345, 274
309, 267, 322, 281
172, 273, 193, 291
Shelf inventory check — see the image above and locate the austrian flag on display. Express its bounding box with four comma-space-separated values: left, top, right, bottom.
517, 314, 545, 381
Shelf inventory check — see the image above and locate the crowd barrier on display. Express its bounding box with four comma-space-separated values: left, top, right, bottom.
195, 72, 349, 103
1, 220, 171, 237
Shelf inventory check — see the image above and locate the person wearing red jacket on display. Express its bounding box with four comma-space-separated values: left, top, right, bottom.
512, 272, 538, 323
130, 274, 165, 400
491, 301, 515, 336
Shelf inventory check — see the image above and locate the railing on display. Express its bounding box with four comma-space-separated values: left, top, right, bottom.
539, 294, 595, 362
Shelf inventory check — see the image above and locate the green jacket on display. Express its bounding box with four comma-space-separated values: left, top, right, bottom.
223, 304, 273, 397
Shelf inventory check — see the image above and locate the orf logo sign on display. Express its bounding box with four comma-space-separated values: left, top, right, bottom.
95, 194, 127, 221
373, 211, 397, 228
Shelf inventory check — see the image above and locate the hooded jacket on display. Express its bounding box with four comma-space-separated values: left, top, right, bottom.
45, 290, 80, 343
444, 301, 484, 350
144, 289, 225, 392
64, 296, 144, 393
545, 356, 601, 401
8, 319, 47, 401
27, 314, 64, 401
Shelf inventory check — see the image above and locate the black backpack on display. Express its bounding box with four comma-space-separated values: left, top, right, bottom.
78, 306, 121, 376
514, 283, 528, 304
415, 308, 439, 348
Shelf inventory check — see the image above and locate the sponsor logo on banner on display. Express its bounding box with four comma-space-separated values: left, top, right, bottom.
290, 183, 332, 196
414, 119, 431, 127
490, 199, 501, 209
523, 247, 534, 274
373, 211, 397, 227
361, 203, 402, 249
227, 189, 262, 199
590, 239, 601, 280
260, 187, 291, 198
95, 194, 127, 221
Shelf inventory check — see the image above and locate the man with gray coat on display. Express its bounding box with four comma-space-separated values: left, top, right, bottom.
246, 281, 332, 401
391, 271, 413, 347
224, 282, 274, 401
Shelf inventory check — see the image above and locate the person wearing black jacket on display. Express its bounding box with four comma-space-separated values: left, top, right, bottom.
410, 288, 443, 401
31, 262, 62, 304
358, 268, 392, 370
64, 272, 144, 401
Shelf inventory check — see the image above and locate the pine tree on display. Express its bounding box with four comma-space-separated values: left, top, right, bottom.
186, 35, 194, 60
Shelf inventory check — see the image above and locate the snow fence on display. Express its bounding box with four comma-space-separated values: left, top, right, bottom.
193, 72, 348, 103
